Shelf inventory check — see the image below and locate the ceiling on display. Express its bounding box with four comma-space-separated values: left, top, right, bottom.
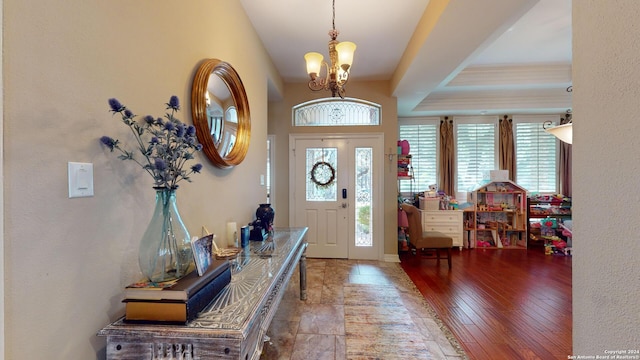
240, 0, 572, 117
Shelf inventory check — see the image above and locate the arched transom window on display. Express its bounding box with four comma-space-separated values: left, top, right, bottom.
293, 98, 381, 126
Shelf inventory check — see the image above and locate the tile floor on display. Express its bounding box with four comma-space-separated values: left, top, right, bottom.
260, 259, 467, 360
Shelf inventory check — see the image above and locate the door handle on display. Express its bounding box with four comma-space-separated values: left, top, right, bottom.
342, 188, 347, 199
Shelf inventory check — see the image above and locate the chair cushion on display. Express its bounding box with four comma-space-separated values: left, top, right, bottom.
416, 231, 453, 248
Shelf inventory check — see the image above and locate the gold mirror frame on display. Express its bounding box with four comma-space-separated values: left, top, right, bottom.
191, 59, 251, 169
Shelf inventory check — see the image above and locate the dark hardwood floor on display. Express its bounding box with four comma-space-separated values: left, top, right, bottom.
400, 247, 572, 360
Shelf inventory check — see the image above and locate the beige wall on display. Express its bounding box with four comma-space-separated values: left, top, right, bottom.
3, 1, 278, 358
572, 1, 640, 355
268, 81, 399, 258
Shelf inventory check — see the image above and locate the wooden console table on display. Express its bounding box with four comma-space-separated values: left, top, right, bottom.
98, 227, 308, 360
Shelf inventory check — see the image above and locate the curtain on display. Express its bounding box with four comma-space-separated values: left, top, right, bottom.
559, 112, 572, 197
499, 115, 515, 180
439, 117, 455, 197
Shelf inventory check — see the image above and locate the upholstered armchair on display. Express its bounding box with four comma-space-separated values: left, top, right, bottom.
400, 203, 453, 269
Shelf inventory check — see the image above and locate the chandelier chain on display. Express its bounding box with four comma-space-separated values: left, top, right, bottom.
332, 0, 336, 31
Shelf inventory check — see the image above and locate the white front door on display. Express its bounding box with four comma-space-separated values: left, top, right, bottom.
289, 134, 383, 260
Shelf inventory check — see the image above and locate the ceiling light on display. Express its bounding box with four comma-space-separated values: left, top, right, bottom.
543, 110, 572, 144
304, 0, 356, 98
543, 86, 573, 144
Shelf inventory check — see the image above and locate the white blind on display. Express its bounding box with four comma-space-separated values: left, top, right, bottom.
515, 122, 557, 193
456, 122, 496, 192
398, 122, 437, 194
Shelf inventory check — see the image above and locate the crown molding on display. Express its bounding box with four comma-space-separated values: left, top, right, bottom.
414, 87, 572, 115
445, 63, 572, 89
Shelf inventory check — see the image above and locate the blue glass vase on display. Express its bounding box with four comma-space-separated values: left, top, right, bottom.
138, 188, 193, 282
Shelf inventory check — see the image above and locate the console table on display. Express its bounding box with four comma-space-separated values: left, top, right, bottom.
98, 227, 308, 360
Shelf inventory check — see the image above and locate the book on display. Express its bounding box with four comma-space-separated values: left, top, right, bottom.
124, 266, 232, 324
124, 258, 230, 301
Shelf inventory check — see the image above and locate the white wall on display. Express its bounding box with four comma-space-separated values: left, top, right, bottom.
2, 1, 278, 358
573, 1, 640, 355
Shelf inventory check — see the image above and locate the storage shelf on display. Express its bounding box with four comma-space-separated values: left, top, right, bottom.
527, 197, 572, 254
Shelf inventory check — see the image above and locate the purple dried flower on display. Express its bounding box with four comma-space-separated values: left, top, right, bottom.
100, 136, 117, 150
175, 123, 186, 137
191, 164, 203, 173
102, 96, 202, 189
154, 158, 167, 171
164, 122, 175, 131
108, 98, 124, 113
167, 96, 180, 110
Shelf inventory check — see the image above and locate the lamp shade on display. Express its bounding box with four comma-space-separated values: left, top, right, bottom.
336, 41, 356, 70
304, 52, 323, 76
545, 123, 573, 144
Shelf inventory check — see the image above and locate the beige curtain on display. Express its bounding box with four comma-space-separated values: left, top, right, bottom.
499, 115, 515, 180
439, 117, 455, 197
559, 112, 572, 197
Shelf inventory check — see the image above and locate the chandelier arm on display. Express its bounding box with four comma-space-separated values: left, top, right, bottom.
337, 70, 349, 85
308, 61, 331, 92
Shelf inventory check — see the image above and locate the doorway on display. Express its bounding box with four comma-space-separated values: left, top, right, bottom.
289, 134, 384, 260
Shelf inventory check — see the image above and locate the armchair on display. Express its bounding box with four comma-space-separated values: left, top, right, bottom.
401, 203, 453, 269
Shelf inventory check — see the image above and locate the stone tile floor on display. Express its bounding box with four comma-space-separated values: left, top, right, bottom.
260, 259, 467, 360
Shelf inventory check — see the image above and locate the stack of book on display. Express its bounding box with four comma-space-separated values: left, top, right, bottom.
123, 259, 231, 324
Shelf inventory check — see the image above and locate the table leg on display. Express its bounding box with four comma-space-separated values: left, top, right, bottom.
299, 251, 307, 301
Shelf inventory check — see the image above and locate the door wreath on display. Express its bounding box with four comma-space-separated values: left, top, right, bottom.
310, 161, 336, 188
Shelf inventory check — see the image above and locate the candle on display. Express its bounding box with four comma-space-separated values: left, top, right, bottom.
226, 222, 237, 247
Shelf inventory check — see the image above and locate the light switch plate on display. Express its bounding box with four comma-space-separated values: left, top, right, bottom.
68, 162, 94, 198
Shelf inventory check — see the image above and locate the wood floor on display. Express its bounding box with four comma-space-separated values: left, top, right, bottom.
400, 247, 572, 360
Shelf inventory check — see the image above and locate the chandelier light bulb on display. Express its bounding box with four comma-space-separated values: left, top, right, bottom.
304, 52, 324, 78
336, 41, 356, 70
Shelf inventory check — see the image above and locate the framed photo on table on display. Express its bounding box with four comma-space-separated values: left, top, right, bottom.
191, 234, 214, 276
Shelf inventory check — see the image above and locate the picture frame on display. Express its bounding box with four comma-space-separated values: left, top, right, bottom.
191, 234, 214, 276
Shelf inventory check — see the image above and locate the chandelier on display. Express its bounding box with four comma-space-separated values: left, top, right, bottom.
543, 86, 573, 144
304, 0, 356, 98
543, 110, 573, 144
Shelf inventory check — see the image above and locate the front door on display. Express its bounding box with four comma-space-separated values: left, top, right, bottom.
289, 134, 383, 260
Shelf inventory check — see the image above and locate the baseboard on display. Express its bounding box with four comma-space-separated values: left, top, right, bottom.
383, 253, 400, 263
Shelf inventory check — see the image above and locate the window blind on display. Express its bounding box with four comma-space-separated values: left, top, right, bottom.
398, 123, 437, 194
515, 122, 557, 193
456, 123, 496, 192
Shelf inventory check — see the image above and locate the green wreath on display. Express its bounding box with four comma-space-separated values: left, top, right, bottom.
310, 161, 336, 188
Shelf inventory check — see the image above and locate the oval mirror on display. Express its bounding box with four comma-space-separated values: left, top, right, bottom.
191, 59, 251, 169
